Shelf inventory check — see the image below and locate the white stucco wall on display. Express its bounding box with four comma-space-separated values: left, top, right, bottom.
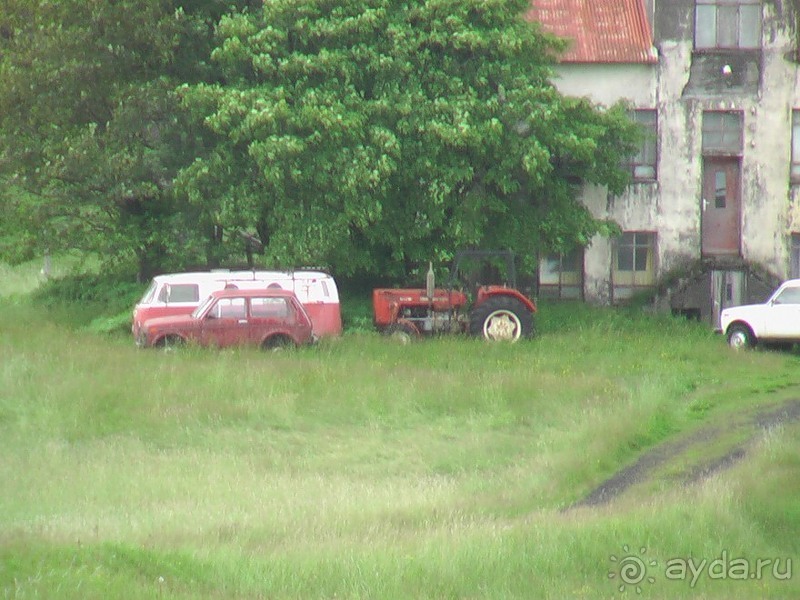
548, 63, 658, 302
550, 63, 656, 106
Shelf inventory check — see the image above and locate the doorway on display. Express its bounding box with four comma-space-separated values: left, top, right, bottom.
701, 157, 741, 256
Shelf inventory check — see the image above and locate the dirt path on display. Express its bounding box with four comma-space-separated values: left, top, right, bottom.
569, 398, 800, 509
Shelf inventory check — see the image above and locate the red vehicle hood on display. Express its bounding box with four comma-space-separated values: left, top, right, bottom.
142, 314, 198, 330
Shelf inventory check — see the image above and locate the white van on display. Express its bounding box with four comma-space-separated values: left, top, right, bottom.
132, 269, 342, 339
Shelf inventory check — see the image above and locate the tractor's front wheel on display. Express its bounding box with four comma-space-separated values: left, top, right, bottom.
469, 297, 533, 342
384, 322, 419, 344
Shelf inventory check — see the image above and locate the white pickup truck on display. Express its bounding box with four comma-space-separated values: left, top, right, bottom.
720, 279, 800, 349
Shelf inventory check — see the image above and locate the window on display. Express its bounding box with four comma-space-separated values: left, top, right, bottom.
539, 248, 584, 300
612, 232, 656, 301
702, 111, 743, 155
791, 234, 800, 278
773, 286, 800, 305
157, 283, 200, 304
792, 111, 800, 183
628, 110, 657, 181
251, 297, 290, 318
211, 297, 246, 319
138, 280, 159, 305
695, 0, 761, 50
713, 170, 727, 208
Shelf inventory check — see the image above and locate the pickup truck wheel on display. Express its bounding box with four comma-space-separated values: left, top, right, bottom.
469, 297, 533, 342
727, 324, 755, 350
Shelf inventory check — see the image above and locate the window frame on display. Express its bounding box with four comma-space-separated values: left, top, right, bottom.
791, 110, 800, 184
612, 232, 657, 302
694, 0, 762, 50
539, 248, 584, 300
701, 111, 743, 156
791, 233, 800, 279
627, 109, 658, 183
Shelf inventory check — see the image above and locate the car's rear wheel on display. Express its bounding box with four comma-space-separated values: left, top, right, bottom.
727, 324, 755, 350
262, 335, 294, 351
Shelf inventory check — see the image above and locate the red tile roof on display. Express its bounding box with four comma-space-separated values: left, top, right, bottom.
526, 0, 657, 64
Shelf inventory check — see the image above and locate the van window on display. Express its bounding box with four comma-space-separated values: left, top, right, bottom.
158, 284, 200, 303
138, 280, 159, 304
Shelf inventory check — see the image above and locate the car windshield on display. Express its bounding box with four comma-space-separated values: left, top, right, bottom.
137, 280, 158, 305
773, 286, 800, 304
191, 295, 216, 318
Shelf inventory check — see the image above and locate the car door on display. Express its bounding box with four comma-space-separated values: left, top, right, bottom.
289, 297, 313, 341
762, 285, 800, 339
200, 297, 248, 347
248, 296, 291, 343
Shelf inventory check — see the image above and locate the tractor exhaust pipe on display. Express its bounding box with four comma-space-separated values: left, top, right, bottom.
426, 262, 435, 300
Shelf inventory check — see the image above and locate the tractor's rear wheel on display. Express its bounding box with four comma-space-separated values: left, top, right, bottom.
469, 297, 533, 342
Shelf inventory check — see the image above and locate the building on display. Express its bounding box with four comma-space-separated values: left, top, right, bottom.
529, 0, 800, 325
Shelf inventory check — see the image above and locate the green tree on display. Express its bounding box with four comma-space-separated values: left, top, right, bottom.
177, 0, 639, 278
0, 0, 260, 279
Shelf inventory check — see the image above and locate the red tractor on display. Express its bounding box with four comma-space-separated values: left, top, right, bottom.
372, 250, 536, 342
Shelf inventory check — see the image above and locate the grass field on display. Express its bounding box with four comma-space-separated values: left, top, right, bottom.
1, 260, 798, 598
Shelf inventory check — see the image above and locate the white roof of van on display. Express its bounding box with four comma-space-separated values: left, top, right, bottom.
151, 270, 332, 283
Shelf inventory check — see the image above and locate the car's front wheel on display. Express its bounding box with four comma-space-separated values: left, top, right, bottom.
727, 324, 755, 350
155, 334, 185, 350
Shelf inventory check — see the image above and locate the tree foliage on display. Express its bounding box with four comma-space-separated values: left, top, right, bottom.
0, 0, 260, 278
1, 0, 639, 281
178, 0, 639, 278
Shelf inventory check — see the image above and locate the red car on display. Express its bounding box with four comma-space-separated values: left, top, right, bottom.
136, 288, 314, 349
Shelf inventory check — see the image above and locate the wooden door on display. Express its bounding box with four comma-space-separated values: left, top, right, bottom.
701, 158, 741, 256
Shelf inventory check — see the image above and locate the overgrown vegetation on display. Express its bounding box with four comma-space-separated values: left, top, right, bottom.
1, 263, 798, 599
0, 0, 638, 281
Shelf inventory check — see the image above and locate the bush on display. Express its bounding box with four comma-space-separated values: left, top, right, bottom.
85, 311, 135, 336
32, 273, 144, 329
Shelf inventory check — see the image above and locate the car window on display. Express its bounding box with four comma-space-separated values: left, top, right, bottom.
192, 295, 216, 318
251, 297, 290, 318
773, 286, 800, 305
210, 297, 247, 318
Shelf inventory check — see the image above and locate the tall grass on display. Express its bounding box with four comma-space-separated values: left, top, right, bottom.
1, 279, 799, 598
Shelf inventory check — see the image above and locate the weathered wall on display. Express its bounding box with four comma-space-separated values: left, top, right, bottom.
550, 0, 800, 306
658, 0, 799, 281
